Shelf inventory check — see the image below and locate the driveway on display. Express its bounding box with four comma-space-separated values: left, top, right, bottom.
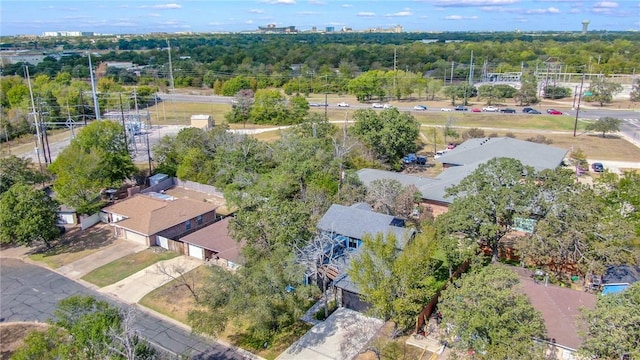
277, 307, 383, 360
0, 258, 249, 359
57, 239, 147, 280
99, 255, 203, 303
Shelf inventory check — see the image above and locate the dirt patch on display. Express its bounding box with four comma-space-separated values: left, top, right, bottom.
0, 322, 50, 360
27, 223, 117, 268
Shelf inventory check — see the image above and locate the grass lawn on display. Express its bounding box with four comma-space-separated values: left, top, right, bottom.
81, 248, 179, 287
27, 224, 116, 269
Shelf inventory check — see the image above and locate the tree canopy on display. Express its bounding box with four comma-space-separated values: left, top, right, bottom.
0, 183, 60, 247
585, 116, 622, 138
438, 265, 546, 359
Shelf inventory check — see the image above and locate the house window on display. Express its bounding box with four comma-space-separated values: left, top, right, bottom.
185, 220, 191, 230
197, 215, 203, 225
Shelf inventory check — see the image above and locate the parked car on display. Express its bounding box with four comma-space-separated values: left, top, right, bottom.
416, 156, 427, 165
482, 106, 499, 112
470, 108, 481, 112
413, 105, 427, 111
441, 107, 453, 112
372, 103, 384, 108
527, 109, 541, 114
547, 109, 563, 115
402, 153, 417, 164
454, 105, 468, 111
337, 102, 350, 107
591, 162, 604, 172
447, 143, 457, 150
500, 108, 516, 113
434, 150, 446, 159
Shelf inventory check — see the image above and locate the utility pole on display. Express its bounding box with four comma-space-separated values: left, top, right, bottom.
25, 65, 44, 168
450, 61, 455, 84
88, 52, 101, 120
167, 39, 175, 91
468, 51, 474, 86
119, 94, 128, 150
573, 74, 585, 137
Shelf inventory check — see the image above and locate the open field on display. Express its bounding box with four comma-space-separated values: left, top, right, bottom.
81, 248, 179, 287
27, 224, 116, 269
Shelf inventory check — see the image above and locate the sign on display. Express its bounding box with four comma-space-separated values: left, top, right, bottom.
584, 91, 593, 96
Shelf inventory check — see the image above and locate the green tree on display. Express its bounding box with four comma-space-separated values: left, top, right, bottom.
14, 295, 157, 360
580, 283, 640, 360
437, 157, 536, 263
0, 183, 60, 247
515, 73, 539, 105
49, 120, 135, 214
347, 70, 386, 102
221, 75, 252, 96
350, 108, 420, 166
348, 226, 446, 329
249, 88, 290, 125
438, 265, 546, 360
0, 155, 47, 195
543, 85, 572, 99
585, 77, 624, 106
585, 116, 622, 138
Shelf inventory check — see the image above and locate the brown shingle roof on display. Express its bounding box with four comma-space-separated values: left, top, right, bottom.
510, 267, 597, 350
180, 217, 244, 264
102, 194, 217, 235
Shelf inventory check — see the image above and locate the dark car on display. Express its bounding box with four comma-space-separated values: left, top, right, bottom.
500, 108, 516, 113
454, 105, 468, 111
416, 156, 427, 165
591, 162, 604, 172
527, 109, 541, 114
522, 107, 534, 113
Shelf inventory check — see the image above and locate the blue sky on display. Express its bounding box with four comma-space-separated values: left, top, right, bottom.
1, 0, 639, 36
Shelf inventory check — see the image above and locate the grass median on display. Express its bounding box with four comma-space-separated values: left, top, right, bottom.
81, 248, 179, 288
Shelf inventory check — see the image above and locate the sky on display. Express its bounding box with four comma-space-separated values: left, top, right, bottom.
1, 0, 639, 36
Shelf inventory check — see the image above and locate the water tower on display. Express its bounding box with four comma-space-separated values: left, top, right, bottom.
581, 20, 590, 34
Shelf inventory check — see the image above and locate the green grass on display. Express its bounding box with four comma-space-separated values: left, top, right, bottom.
81, 248, 179, 287
413, 112, 586, 131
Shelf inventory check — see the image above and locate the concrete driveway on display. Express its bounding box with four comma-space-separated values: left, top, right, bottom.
277, 307, 383, 360
99, 255, 203, 303
57, 239, 147, 280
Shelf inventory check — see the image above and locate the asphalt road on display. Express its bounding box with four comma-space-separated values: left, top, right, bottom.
0, 258, 249, 360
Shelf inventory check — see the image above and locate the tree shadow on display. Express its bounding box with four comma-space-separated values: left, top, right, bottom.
29, 224, 116, 257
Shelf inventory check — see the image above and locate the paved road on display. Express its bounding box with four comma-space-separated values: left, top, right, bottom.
0, 258, 250, 360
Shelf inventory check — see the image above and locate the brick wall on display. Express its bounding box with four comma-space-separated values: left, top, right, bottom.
156, 209, 218, 240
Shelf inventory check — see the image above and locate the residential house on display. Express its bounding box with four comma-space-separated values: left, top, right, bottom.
601, 265, 640, 295
358, 137, 568, 217
180, 217, 245, 270
316, 203, 415, 311
101, 192, 218, 247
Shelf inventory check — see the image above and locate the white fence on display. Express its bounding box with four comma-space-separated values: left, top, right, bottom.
80, 213, 101, 230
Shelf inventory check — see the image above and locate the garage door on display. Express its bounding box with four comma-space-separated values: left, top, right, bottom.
125, 230, 147, 245
188, 244, 204, 260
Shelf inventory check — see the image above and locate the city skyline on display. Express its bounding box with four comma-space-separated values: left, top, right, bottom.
1, 0, 639, 36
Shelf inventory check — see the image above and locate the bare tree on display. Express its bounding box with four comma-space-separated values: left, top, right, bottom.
296, 232, 344, 319
107, 307, 162, 360
154, 262, 200, 302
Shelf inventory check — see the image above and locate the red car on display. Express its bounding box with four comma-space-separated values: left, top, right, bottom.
471, 108, 481, 112
547, 109, 563, 115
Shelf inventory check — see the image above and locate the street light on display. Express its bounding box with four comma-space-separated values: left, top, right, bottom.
573, 73, 585, 137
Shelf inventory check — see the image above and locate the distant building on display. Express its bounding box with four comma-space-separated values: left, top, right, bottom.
325, 26, 335, 33
581, 20, 590, 34
257, 24, 297, 33
42, 31, 94, 37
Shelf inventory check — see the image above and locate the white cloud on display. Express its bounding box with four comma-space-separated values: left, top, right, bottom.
297, 11, 319, 15
445, 14, 479, 20
594, 1, 618, 8
357, 12, 376, 17
149, 13, 161, 17
141, 3, 182, 9
342, 4, 353, 8
245, 20, 254, 24
525, 7, 560, 14
307, 0, 326, 4
386, 11, 412, 17
249, 9, 265, 14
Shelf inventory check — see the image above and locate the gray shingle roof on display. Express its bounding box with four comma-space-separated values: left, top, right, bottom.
317, 204, 413, 248
437, 137, 568, 171
358, 137, 568, 204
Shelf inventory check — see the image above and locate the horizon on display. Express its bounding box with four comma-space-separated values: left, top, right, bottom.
1, 0, 639, 37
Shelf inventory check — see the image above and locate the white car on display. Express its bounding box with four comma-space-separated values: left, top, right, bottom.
337, 102, 349, 107
441, 107, 453, 112
372, 103, 384, 108
383, 104, 393, 109
482, 106, 499, 112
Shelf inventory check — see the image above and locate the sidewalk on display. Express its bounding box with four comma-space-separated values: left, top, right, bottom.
99, 255, 203, 303
57, 240, 146, 279
301, 288, 335, 325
